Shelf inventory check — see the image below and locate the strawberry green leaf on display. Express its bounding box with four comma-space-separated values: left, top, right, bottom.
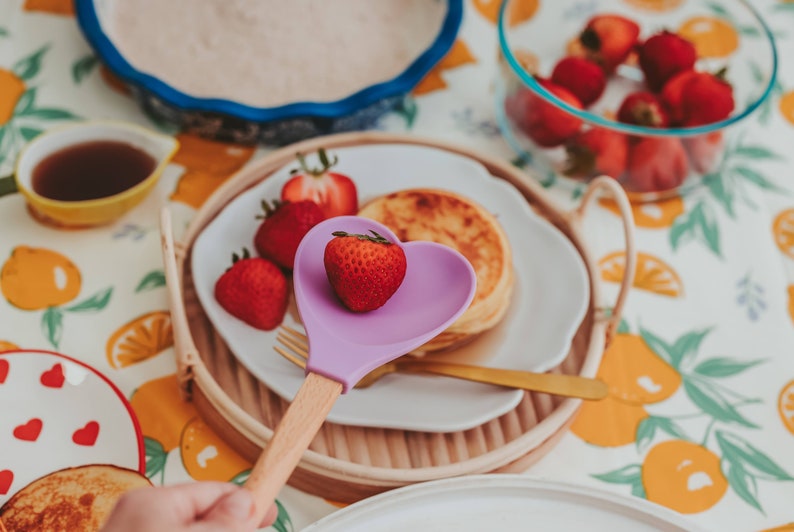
12, 45, 49, 81
72, 54, 98, 84
16, 107, 79, 120
41, 306, 63, 349
143, 436, 168, 482
592, 464, 645, 498
693, 357, 764, 378
13, 87, 37, 116
18, 126, 42, 142
683, 377, 758, 428
715, 431, 794, 481
135, 270, 166, 292
636, 416, 688, 452
724, 460, 764, 513
671, 328, 712, 370
638, 327, 676, 368
65, 287, 113, 312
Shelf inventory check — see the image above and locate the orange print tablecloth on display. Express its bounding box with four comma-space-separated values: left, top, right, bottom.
1, 0, 794, 530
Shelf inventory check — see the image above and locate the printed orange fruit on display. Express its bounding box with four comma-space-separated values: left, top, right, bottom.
780, 91, 794, 127
642, 440, 728, 514
623, 0, 684, 10
0, 340, 19, 352
599, 196, 684, 229
570, 395, 649, 447
599, 251, 683, 297
678, 16, 740, 59
106, 311, 174, 369
597, 334, 681, 404
23, 0, 74, 15
130, 374, 197, 453
180, 417, 251, 481
773, 208, 794, 259
169, 133, 255, 209
0, 69, 26, 125
472, 0, 539, 25
779, 379, 794, 435
1, 246, 82, 310
414, 39, 476, 95
788, 286, 794, 326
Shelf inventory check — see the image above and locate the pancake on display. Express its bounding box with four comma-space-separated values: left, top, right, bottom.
358, 188, 514, 351
0, 464, 151, 531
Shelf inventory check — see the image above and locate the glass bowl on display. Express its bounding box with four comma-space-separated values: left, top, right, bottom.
495, 0, 778, 201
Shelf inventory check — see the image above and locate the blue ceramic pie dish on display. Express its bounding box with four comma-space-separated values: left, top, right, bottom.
75, 0, 463, 145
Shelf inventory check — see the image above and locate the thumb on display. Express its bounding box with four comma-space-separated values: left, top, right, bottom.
199, 488, 256, 530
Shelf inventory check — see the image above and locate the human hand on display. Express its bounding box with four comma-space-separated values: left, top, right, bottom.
101, 481, 278, 532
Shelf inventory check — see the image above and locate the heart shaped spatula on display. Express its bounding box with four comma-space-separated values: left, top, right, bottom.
244, 216, 476, 522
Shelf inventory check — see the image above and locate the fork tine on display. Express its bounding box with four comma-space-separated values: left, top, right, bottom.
280, 325, 308, 346
273, 345, 307, 370
276, 330, 309, 360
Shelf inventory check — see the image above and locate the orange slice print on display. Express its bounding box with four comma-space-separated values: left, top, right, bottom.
0, 246, 82, 311
599, 251, 683, 297
642, 440, 728, 514
180, 417, 251, 481
773, 208, 794, 259
597, 334, 682, 404
130, 374, 197, 454
414, 39, 476, 96
0, 69, 26, 125
472, 0, 539, 25
570, 395, 649, 447
106, 311, 173, 369
623, 0, 684, 11
599, 196, 684, 229
23, 0, 74, 15
779, 379, 794, 435
169, 134, 256, 209
678, 17, 740, 59
780, 91, 794, 127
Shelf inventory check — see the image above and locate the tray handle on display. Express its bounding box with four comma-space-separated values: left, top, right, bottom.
160, 207, 200, 400
569, 176, 636, 346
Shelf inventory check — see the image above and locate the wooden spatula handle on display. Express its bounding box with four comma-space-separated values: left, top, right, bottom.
244, 371, 343, 524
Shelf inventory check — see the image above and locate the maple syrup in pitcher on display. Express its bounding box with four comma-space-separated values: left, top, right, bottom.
32, 140, 157, 202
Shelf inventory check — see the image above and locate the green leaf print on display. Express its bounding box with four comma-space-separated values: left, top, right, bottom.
65, 287, 113, 312
732, 145, 781, 160
670, 328, 712, 371
13, 87, 37, 116
271, 499, 294, 532
591, 464, 645, 498
636, 417, 688, 452
670, 200, 721, 256
144, 436, 168, 483
693, 357, 764, 378
16, 107, 78, 120
0, 27, 8, 37
393, 95, 418, 129
72, 54, 98, 84
638, 327, 676, 367
682, 377, 758, 428
715, 431, 794, 481
41, 306, 64, 348
18, 126, 42, 141
135, 270, 166, 292
703, 172, 736, 218
724, 460, 763, 513
12, 45, 49, 81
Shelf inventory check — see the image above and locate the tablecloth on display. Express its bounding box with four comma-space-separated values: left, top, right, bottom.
1, 0, 793, 530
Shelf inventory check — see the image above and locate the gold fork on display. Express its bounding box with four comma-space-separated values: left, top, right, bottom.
274, 326, 608, 400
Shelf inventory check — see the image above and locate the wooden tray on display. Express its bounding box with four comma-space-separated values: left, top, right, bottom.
161, 132, 636, 504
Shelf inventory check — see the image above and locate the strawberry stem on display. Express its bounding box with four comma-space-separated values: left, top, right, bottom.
294, 148, 339, 177
579, 28, 601, 52
231, 247, 251, 264
331, 230, 393, 245
256, 199, 281, 220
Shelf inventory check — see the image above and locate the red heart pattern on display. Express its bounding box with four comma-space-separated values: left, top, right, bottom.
13, 418, 42, 441
72, 421, 99, 446
0, 359, 8, 384
40, 363, 65, 388
0, 470, 13, 495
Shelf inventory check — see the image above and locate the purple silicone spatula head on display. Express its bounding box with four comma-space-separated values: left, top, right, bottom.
292, 215, 476, 392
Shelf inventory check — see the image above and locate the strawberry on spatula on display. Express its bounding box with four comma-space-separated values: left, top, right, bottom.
281, 148, 358, 218
324, 230, 407, 313
214, 249, 288, 331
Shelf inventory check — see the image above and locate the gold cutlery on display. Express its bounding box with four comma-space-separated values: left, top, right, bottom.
275, 325, 608, 400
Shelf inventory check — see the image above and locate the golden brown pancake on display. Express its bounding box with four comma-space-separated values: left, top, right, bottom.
358, 188, 514, 351
0, 464, 151, 531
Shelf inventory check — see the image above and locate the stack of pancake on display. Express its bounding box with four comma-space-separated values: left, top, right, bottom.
0, 464, 151, 531
358, 188, 514, 353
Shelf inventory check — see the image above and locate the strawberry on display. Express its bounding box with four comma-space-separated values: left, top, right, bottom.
661, 69, 734, 126
214, 249, 288, 331
511, 78, 583, 148
564, 128, 628, 179
324, 230, 407, 312
579, 14, 640, 73
617, 91, 670, 127
638, 30, 696, 92
254, 199, 325, 270
684, 131, 724, 174
550, 56, 607, 106
281, 148, 358, 218
625, 137, 689, 193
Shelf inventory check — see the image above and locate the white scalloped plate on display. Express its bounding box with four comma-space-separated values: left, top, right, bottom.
303, 475, 705, 531
191, 144, 589, 432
